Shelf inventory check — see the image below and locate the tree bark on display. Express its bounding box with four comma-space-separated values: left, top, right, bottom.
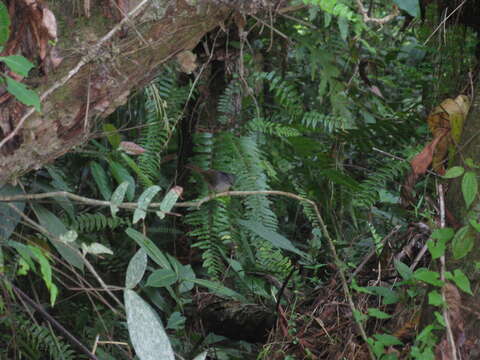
444, 78, 480, 356
0, 0, 276, 184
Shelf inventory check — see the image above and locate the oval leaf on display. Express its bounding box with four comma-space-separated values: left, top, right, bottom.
126, 248, 148, 289
109, 161, 135, 201
462, 171, 478, 208
110, 182, 129, 217
5, 76, 41, 112
0, 2, 11, 45
443, 166, 464, 179
452, 225, 475, 259
133, 186, 161, 224
90, 161, 112, 200
0, 55, 34, 77
125, 289, 175, 360
146, 269, 178, 288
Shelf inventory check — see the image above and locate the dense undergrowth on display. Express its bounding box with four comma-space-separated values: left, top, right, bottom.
1, 1, 479, 359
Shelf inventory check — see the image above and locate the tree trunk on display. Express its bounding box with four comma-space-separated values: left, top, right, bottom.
0, 0, 276, 184
444, 78, 480, 356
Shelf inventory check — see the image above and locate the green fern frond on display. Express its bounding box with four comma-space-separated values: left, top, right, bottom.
70, 213, 129, 232
9, 314, 77, 360
217, 81, 242, 124
354, 159, 409, 209
248, 117, 300, 137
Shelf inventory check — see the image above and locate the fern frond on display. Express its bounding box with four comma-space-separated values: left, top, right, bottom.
248, 117, 300, 137
70, 213, 129, 232
9, 314, 77, 360
354, 159, 409, 209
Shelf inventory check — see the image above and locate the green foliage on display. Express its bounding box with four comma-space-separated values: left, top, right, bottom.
5, 1, 480, 359
0, 314, 77, 360
70, 212, 129, 232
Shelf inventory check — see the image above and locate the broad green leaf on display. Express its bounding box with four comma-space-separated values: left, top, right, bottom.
125, 228, 171, 269
30, 204, 83, 270
126, 248, 147, 289
352, 309, 368, 322
29, 246, 58, 306
178, 264, 195, 293
427, 238, 446, 259
0, 185, 25, 240
81, 243, 113, 256
367, 308, 391, 319
90, 161, 112, 200
434, 311, 445, 326
462, 171, 478, 208
0, 56, 34, 77
469, 218, 480, 232
103, 123, 121, 149
5, 76, 41, 112
124, 289, 175, 360
166, 311, 186, 330
133, 186, 161, 224
189, 278, 246, 302
239, 220, 307, 257
364, 286, 398, 304
146, 269, 177, 288
431, 228, 454, 241
452, 225, 474, 259
110, 182, 129, 217
428, 290, 443, 306
373, 333, 402, 346
451, 269, 472, 295
413, 268, 443, 287
109, 161, 135, 201
394, 260, 412, 281
0, 2, 10, 45
157, 186, 182, 220
443, 166, 464, 179
393, 0, 420, 17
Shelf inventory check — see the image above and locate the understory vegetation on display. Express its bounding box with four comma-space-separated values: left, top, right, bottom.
1, 0, 479, 359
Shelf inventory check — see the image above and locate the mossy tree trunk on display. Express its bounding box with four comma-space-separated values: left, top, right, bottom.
0, 0, 276, 184
444, 78, 480, 354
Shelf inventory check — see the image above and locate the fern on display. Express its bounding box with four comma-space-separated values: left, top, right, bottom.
136, 74, 191, 188
354, 159, 409, 209
217, 80, 242, 124
70, 213, 129, 232
184, 132, 233, 278
248, 117, 300, 137
4, 315, 77, 360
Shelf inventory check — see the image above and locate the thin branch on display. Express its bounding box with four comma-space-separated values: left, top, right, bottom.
9, 282, 99, 360
423, 0, 467, 45
7, 203, 124, 311
438, 183, 458, 360
0, 0, 151, 150
355, 0, 399, 25
0, 190, 181, 216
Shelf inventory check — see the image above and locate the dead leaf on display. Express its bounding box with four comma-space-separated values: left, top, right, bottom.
410, 128, 448, 176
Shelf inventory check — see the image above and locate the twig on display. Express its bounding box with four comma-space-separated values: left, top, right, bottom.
3, 189, 373, 356
438, 183, 458, 360
355, 0, 399, 25
175, 189, 374, 359
423, 0, 467, 45
0, 0, 151, 150
373, 147, 439, 177
9, 282, 99, 360
7, 203, 124, 311
352, 225, 401, 277
0, 191, 181, 216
